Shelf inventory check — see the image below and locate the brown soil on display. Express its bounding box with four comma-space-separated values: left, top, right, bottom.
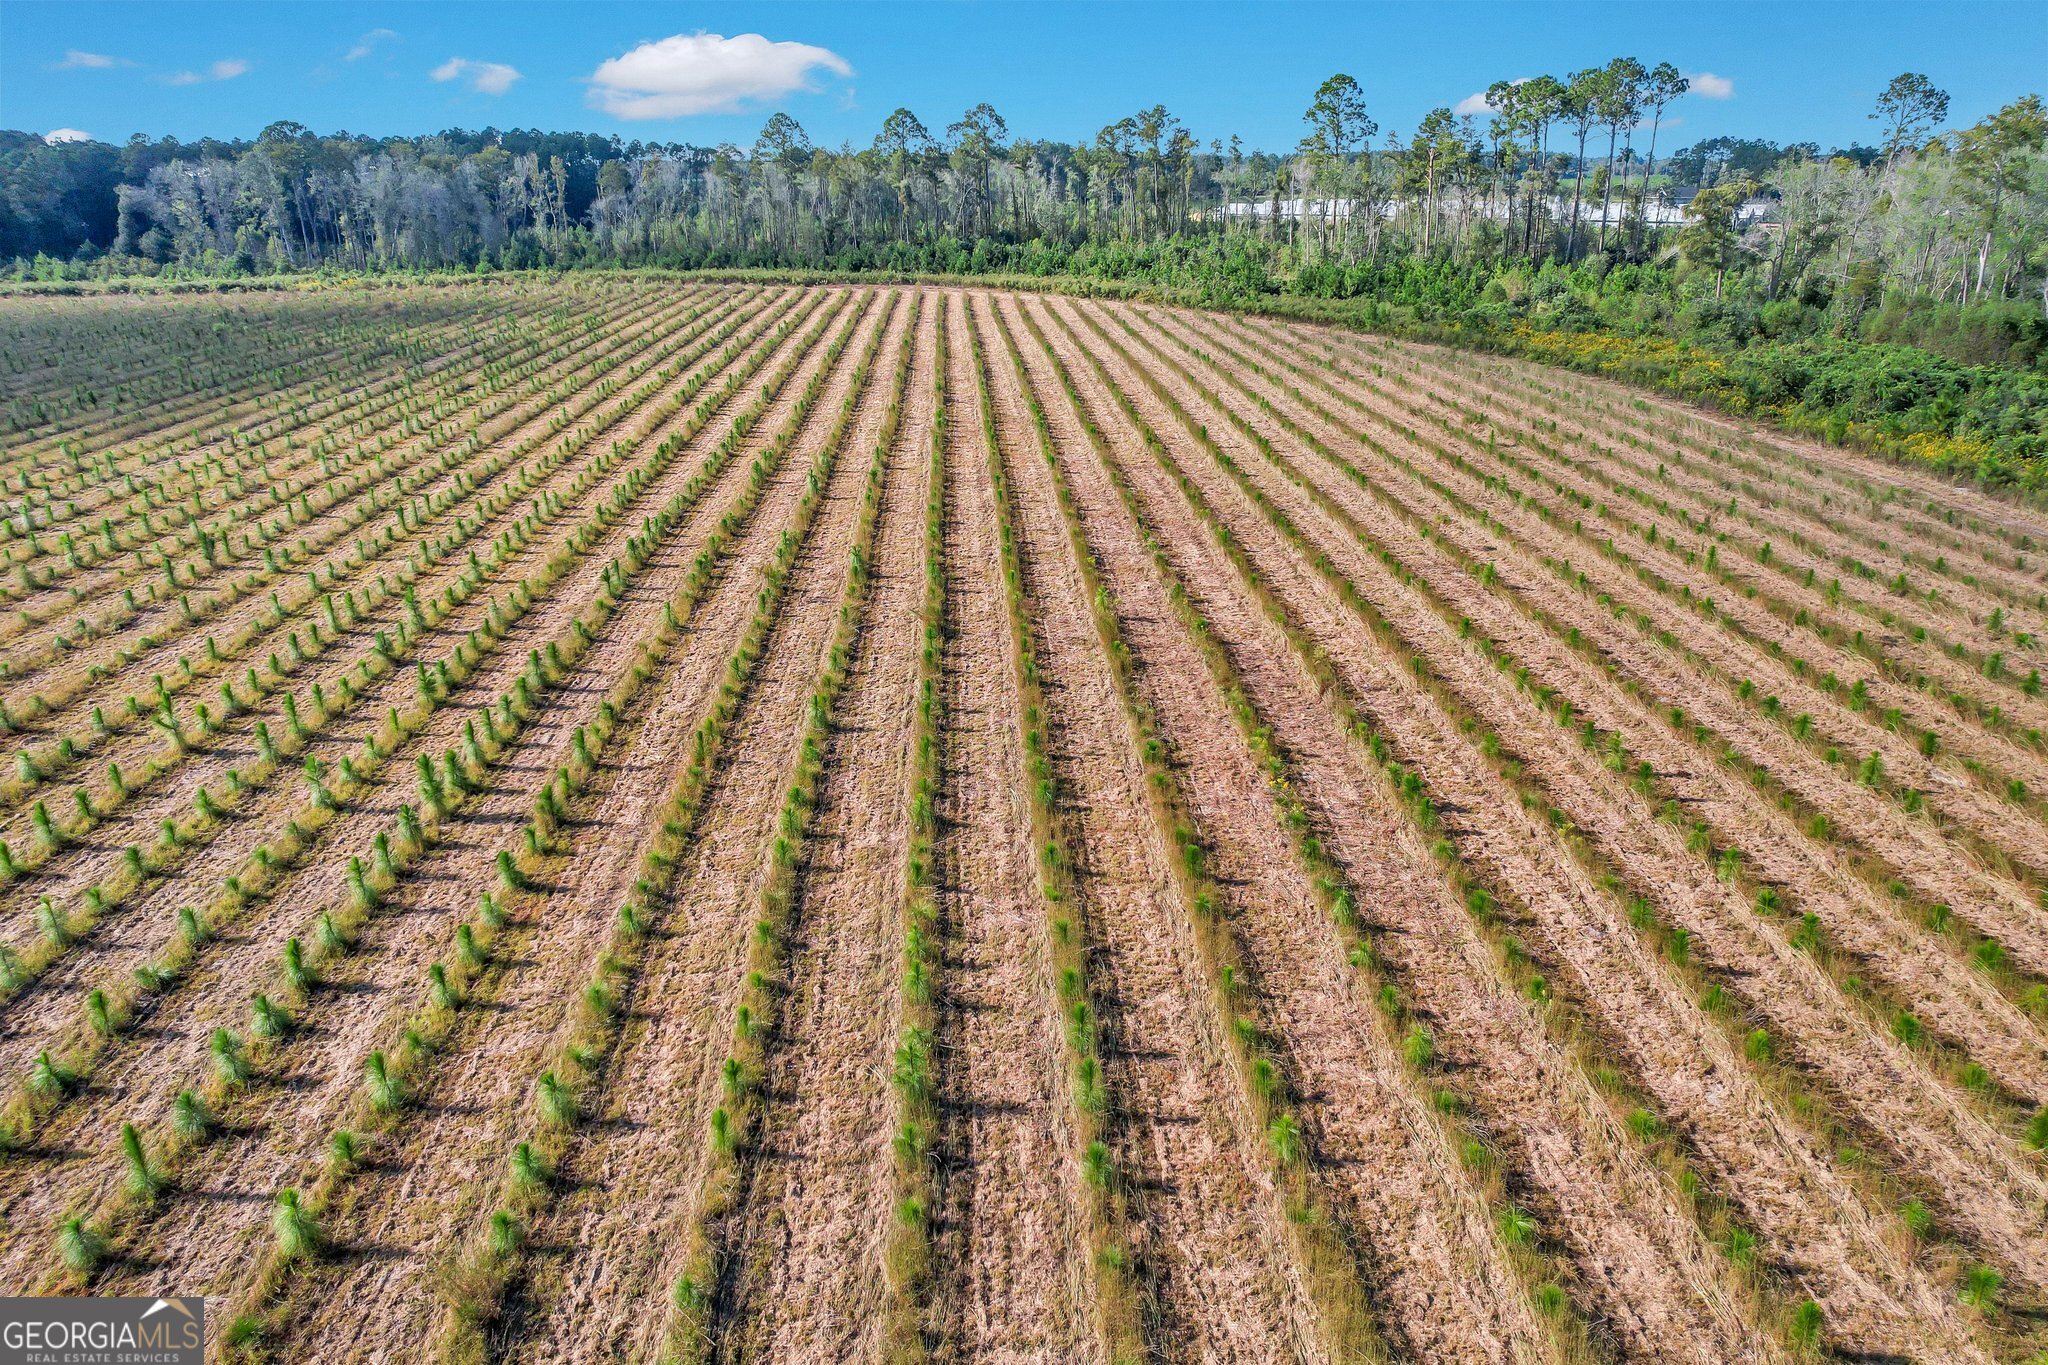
5, 282, 2044, 1364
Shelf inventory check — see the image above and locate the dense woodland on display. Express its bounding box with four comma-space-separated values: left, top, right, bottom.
5, 63, 2046, 482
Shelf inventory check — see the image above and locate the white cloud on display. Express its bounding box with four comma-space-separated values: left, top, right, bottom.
1687, 71, 1735, 100
346, 28, 397, 61
432, 57, 522, 95
54, 50, 127, 70
163, 57, 249, 86
1453, 77, 1530, 118
587, 31, 853, 119
43, 128, 93, 144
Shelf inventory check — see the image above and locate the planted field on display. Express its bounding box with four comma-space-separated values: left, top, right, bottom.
2, 279, 2046, 1364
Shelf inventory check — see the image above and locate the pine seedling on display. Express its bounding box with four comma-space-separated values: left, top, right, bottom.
537, 1071, 576, 1128
210, 1028, 250, 1086
121, 1122, 164, 1197
251, 992, 289, 1039
29, 1050, 75, 1097
57, 1217, 107, 1274
173, 1089, 214, 1139
363, 1050, 402, 1112
272, 1188, 320, 1261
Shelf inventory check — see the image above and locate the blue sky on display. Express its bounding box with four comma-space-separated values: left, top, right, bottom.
2, 1, 2041, 153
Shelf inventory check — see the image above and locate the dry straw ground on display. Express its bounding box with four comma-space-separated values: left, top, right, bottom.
1, 279, 2045, 1364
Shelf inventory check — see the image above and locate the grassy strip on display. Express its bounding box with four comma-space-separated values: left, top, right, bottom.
425, 290, 893, 1363
665, 290, 918, 1363
994, 295, 1391, 1362
883, 300, 945, 1360
960, 294, 1146, 1362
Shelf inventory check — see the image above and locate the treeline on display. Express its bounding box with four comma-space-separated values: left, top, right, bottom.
3, 64, 2044, 483
2, 66, 2039, 323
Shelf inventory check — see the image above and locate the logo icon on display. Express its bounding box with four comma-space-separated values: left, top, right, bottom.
1, 1295, 205, 1364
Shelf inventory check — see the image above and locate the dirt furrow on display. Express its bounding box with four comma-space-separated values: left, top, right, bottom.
713, 294, 938, 1361
500, 292, 911, 1365
976, 292, 1332, 1364
923, 290, 1097, 1362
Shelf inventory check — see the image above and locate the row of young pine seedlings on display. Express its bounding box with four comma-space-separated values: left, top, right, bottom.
1224, 314, 2047, 846
1352, 328, 2046, 713
0, 289, 614, 663
1425, 336, 2047, 629
23, 292, 852, 1306
877, 299, 946, 1359
0, 291, 518, 525
410, 288, 894, 1363
1203, 308, 2048, 1156
1097, 300, 2013, 1341
0, 290, 774, 903
0, 294, 422, 450
0, 295, 800, 1054
1353, 337, 2048, 817
0, 283, 724, 738
0, 289, 773, 887
2, 282, 525, 459
1171, 311, 2048, 1046
0, 287, 563, 618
